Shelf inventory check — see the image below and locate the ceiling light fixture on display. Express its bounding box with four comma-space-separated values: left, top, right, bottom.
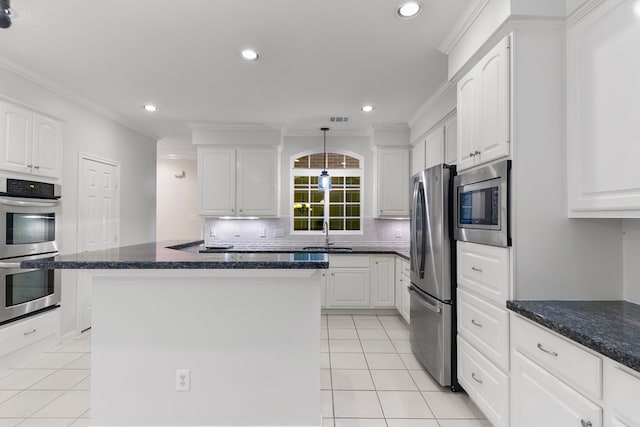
241, 49, 259, 61
397, 1, 421, 18
362, 105, 374, 112
143, 104, 159, 112
318, 127, 332, 192
0, 0, 12, 29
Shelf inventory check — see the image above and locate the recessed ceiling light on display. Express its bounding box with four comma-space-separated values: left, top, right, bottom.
397, 1, 421, 18
362, 105, 374, 112
241, 49, 259, 61
143, 104, 159, 112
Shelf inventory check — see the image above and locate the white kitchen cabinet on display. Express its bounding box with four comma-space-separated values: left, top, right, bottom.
604, 360, 640, 427
376, 148, 409, 218
410, 140, 425, 177
0, 101, 63, 179
198, 147, 278, 217
457, 35, 510, 171
457, 241, 510, 306
395, 257, 410, 324
424, 126, 444, 170
511, 348, 602, 427
326, 268, 370, 307
444, 115, 457, 165
410, 112, 457, 175
320, 270, 327, 308
567, 0, 640, 217
371, 256, 395, 307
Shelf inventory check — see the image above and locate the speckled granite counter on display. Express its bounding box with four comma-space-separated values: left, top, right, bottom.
507, 300, 640, 372
20, 240, 328, 269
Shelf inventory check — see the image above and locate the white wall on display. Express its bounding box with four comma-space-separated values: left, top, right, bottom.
624, 219, 640, 304
156, 158, 202, 241
0, 66, 157, 336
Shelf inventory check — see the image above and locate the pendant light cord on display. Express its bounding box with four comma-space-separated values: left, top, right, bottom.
321, 127, 329, 170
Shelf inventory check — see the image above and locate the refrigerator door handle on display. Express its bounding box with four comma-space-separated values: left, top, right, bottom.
408, 286, 442, 313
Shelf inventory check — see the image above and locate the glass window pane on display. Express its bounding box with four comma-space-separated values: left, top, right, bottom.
345, 219, 360, 230
294, 219, 308, 231
345, 190, 360, 203
293, 156, 309, 168
310, 191, 324, 203
310, 218, 324, 231
345, 156, 360, 168
310, 204, 324, 216
310, 154, 325, 169
345, 205, 360, 217
310, 176, 318, 185
294, 191, 309, 203
332, 176, 344, 186
329, 219, 344, 231
329, 191, 344, 203
294, 176, 309, 186
345, 177, 360, 186
329, 205, 344, 217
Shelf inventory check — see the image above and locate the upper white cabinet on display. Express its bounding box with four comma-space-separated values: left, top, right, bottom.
0, 101, 63, 179
457, 36, 510, 171
376, 148, 409, 218
567, 0, 640, 217
198, 147, 278, 217
410, 113, 457, 176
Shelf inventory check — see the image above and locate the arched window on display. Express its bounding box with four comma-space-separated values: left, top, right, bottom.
291, 152, 363, 234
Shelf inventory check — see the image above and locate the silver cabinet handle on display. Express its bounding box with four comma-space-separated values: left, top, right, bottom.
580, 420, 592, 427
469, 152, 475, 158
24, 329, 37, 336
471, 319, 483, 328
34, 165, 40, 169
27, 164, 33, 168
471, 372, 483, 384
474, 150, 481, 155
471, 266, 483, 272
537, 343, 558, 357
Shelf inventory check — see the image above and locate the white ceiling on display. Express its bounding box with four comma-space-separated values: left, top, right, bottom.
0, 0, 469, 143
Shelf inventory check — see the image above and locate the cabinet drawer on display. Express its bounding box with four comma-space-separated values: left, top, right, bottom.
458, 335, 509, 427
400, 259, 410, 279
457, 242, 509, 305
511, 315, 602, 400
0, 309, 59, 358
329, 255, 370, 268
604, 361, 640, 426
457, 288, 509, 371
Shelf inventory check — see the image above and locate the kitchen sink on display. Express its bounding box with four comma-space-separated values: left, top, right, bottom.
302, 246, 353, 253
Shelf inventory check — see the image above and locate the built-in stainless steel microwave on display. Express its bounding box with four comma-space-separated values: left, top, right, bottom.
453, 160, 511, 247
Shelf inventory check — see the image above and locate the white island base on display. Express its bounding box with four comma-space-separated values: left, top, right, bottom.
88, 269, 321, 427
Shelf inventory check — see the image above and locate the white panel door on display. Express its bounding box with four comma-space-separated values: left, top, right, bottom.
236, 148, 278, 217
371, 256, 395, 307
78, 155, 120, 331
456, 73, 478, 171
377, 148, 410, 217
0, 102, 32, 174
326, 268, 370, 307
32, 113, 63, 179
198, 148, 236, 216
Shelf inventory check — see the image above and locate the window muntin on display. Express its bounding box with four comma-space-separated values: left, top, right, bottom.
291, 152, 362, 234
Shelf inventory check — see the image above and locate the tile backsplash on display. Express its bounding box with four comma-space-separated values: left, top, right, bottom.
203, 217, 409, 246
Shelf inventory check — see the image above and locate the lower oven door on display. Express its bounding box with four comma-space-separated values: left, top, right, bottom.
409, 285, 452, 387
0, 252, 60, 324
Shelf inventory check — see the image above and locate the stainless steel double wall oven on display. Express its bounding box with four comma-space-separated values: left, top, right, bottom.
0, 177, 61, 324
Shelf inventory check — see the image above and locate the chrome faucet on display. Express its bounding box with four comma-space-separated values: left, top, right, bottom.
323, 221, 331, 246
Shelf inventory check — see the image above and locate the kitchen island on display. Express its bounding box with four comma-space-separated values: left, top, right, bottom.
23, 241, 329, 427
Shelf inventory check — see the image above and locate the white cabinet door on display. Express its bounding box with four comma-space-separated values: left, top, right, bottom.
31, 113, 63, 178
424, 127, 444, 170
456, 72, 478, 171
320, 270, 327, 308
236, 149, 278, 217
326, 268, 370, 307
410, 139, 426, 176
604, 361, 640, 427
0, 102, 33, 175
444, 115, 457, 165
511, 349, 602, 427
400, 277, 410, 324
476, 36, 510, 165
371, 256, 395, 307
377, 148, 409, 217
198, 148, 236, 216
457, 241, 510, 305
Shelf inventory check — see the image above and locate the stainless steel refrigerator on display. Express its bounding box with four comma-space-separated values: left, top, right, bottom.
409, 163, 459, 391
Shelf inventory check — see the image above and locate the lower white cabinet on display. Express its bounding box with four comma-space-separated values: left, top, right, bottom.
371, 256, 395, 307
0, 309, 60, 370
511, 348, 602, 427
604, 360, 640, 427
326, 268, 370, 307
395, 257, 410, 323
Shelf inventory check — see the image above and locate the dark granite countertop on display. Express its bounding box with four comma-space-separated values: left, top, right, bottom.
20, 241, 329, 270
507, 300, 640, 372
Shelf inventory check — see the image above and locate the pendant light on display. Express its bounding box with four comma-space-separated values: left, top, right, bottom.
318, 127, 332, 192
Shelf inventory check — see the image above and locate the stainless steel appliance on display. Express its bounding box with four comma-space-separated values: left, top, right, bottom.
409, 163, 459, 390
0, 178, 60, 324
453, 159, 511, 247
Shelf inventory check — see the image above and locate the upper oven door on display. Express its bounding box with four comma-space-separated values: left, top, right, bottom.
0, 197, 60, 259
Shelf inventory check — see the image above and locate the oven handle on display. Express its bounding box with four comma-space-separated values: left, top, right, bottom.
0, 197, 61, 208
0, 252, 59, 269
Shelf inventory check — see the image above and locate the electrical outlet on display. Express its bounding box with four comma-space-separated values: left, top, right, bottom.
234, 228, 241, 237
395, 228, 402, 238
259, 227, 266, 238
176, 369, 190, 391
209, 227, 216, 237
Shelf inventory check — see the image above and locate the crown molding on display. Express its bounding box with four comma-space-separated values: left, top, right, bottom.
188, 122, 284, 131
282, 128, 372, 137
407, 81, 455, 128
369, 123, 409, 132
439, 0, 490, 55
158, 150, 197, 160
0, 57, 160, 141
567, 0, 605, 25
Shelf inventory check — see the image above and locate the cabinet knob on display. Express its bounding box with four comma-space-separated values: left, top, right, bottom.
469, 152, 475, 158
474, 150, 481, 155
239, 209, 243, 212
34, 165, 40, 169
580, 421, 592, 427
27, 164, 33, 168
231, 209, 234, 212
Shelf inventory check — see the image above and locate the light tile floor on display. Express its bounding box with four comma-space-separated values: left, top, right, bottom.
0, 314, 489, 427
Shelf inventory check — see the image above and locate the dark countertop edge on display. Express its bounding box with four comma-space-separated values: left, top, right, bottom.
21, 260, 329, 270
506, 300, 640, 372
